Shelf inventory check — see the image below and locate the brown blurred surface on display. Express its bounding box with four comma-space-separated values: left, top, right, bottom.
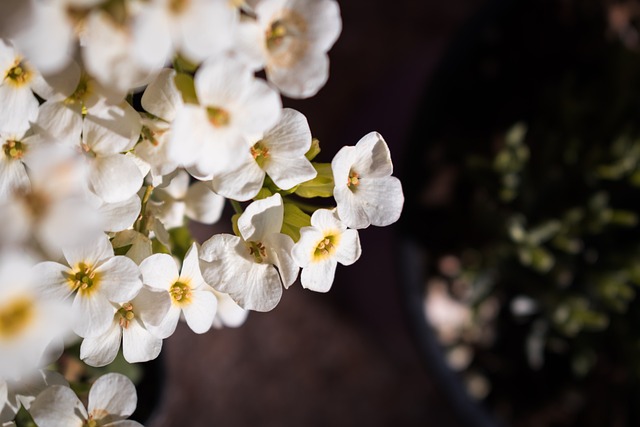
148, 1, 485, 426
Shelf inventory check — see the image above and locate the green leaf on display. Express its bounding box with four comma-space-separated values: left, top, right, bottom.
281, 202, 311, 242
294, 163, 334, 198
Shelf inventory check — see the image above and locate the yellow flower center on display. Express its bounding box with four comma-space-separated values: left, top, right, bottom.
170, 281, 192, 306
250, 141, 270, 168
70, 263, 100, 296
207, 107, 230, 128
0, 296, 34, 341
247, 241, 267, 263
313, 234, 340, 261
116, 302, 135, 329
3, 139, 26, 160
347, 170, 360, 190
5, 59, 32, 87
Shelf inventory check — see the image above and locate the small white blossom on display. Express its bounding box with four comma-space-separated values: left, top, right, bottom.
34, 234, 142, 338
30, 373, 142, 427
140, 243, 217, 337
331, 131, 404, 229
211, 108, 316, 200
80, 286, 170, 367
200, 193, 298, 312
292, 208, 361, 292
169, 57, 281, 177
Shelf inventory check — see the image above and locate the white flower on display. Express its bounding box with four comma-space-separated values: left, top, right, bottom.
247, 0, 342, 98
0, 40, 39, 134
137, 68, 184, 183
0, 153, 100, 256
200, 193, 298, 312
292, 208, 361, 292
150, 170, 225, 229
80, 286, 170, 367
82, 10, 159, 96
0, 254, 70, 381
132, 0, 238, 66
0, 370, 67, 423
140, 243, 217, 337
211, 108, 316, 200
30, 373, 142, 427
34, 234, 142, 338
331, 131, 404, 229
170, 57, 281, 177
74, 106, 144, 203
0, 130, 39, 201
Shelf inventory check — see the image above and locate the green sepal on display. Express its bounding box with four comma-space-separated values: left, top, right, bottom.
169, 226, 193, 261
173, 73, 198, 104
172, 54, 198, 74
305, 138, 321, 161
294, 163, 334, 198
254, 187, 273, 200
281, 201, 311, 242
232, 213, 241, 237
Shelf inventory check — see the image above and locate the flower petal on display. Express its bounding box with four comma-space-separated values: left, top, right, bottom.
87, 373, 137, 419
300, 259, 337, 293
122, 319, 162, 363
30, 385, 86, 427
80, 318, 122, 367
139, 253, 180, 291
182, 288, 217, 334
237, 193, 284, 242
94, 256, 142, 303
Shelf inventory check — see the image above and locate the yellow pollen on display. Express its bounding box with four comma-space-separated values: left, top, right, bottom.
0, 297, 34, 340
266, 20, 288, 50
117, 303, 135, 329
141, 125, 166, 147
250, 141, 270, 167
347, 171, 360, 189
69, 263, 100, 296
170, 281, 192, 305
247, 241, 267, 263
3, 140, 26, 160
313, 234, 340, 261
207, 107, 230, 128
5, 59, 32, 87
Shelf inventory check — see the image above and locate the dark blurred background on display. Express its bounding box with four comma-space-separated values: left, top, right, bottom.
143, 1, 497, 426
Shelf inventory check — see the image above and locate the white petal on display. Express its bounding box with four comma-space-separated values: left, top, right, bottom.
0, 84, 38, 134
168, 105, 209, 167
237, 193, 284, 242
212, 291, 248, 329
35, 100, 83, 141
30, 386, 86, 427
218, 257, 282, 312
84, 105, 142, 154
182, 288, 217, 333
122, 319, 162, 363
355, 176, 404, 227
0, 158, 29, 201
94, 256, 142, 303
98, 195, 141, 233
184, 181, 225, 224
292, 227, 324, 267
266, 155, 316, 190
90, 155, 143, 203
300, 259, 337, 293
147, 305, 180, 339
267, 51, 329, 99
63, 234, 114, 268
32, 262, 73, 301
263, 108, 311, 157
234, 78, 282, 136
87, 373, 137, 419
141, 68, 181, 121
264, 233, 297, 288
139, 253, 179, 291
179, 243, 206, 286
194, 57, 250, 107
334, 185, 368, 229
334, 229, 361, 266
353, 132, 394, 177
72, 293, 114, 338
210, 152, 264, 201
80, 318, 122, 367
310, 208, 345, 232
31, 59, 80, 100
131, 286, 171, 327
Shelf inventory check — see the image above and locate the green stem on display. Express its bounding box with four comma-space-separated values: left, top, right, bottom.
230, 199, 244, 215
289, 199, 325, 213
135, 185, 154, 235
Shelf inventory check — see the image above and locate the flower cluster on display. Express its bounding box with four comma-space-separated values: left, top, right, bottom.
0, 0, 403, 424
